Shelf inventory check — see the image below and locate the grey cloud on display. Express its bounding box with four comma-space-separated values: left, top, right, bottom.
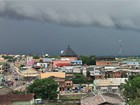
0, 0, 140, 31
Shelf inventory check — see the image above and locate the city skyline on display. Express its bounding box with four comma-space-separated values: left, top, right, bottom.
0, 0, 140, 56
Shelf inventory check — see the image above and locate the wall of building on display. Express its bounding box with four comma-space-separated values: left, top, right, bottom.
11, 99, 34, 105
52, 60, 71, 67
36, 63, 48, 68
65, 81, 73, 87
61, 57, 77, 61
96, 61, 118, 66
113, 72, 121, 78
95, 75, 102, 79
97, 86, 119, 94
96, 61, 111, 66
71, 60, 82, 66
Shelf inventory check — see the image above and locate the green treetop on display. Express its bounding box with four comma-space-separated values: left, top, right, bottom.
27, 77, 59, 100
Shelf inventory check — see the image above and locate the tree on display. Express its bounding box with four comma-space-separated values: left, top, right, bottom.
80, 55, 96, 65
33, 55, 40, 59
73, 73, 88, 84
88, 55, 96, 65
86, 71, 90, 78
27, 77, 59, 100
122, 75, 140, 103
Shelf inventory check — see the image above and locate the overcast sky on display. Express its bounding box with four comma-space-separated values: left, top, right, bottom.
0, 0, 140, 56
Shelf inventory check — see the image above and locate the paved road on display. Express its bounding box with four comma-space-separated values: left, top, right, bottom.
2, 63, 27, 91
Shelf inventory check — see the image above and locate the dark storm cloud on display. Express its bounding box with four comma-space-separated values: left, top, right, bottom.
0, 0, 140, 31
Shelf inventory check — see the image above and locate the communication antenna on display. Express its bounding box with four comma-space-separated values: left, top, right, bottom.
119, 40, 123, 56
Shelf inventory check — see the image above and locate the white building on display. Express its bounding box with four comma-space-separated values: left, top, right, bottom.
94, 78, 128, 94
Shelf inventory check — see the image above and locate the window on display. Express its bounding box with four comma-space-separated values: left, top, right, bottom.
66, 83, 71, 86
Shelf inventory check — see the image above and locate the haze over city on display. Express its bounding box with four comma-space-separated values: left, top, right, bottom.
0, 0, 140, 56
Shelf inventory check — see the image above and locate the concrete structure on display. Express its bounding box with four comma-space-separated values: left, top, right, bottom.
120, 61, 139, 69
71, 60, 82, 66
105, 70, 122, 78
96, 57, 119, 66
59, 67, 73, 73
0, 94, 34, 105
26, 56, 34, 66
36, 62, 48, 68
20, 68, 39, 77
73, 66, 81, 73
51, 45, 79, 68
40, 72, 66, 92
65, 81, 73, 92
43, 58, 52, 62
52, 60, 71, 67
81, 93, 124, 105
90, 69, 103, 79
94, 78, 127, 94
60, 45, 78, 61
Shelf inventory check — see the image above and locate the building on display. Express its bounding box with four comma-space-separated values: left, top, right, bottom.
96, 57, 119, 66
40, 72, 74, 93
73, 66, 81, 73
52, 60, 71, 68
120, 61, 139, 69
90, 69, 103, 79
36, 62, 48, 68
26, 56, 34, 66
105, 70, 122, 78
93, 78, 127, 94
40, 72, 66, 92
71, 60, 82, 66
51, 45, 79, 68
80, 93, 124, 105
85, 66, 103, 79
0, 94, 34, 105
59, 66, 73, 73
65, 81, 73, 92
60, 45, 78, 61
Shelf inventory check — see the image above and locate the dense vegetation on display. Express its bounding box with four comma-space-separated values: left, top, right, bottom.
123, 75, 140, 104
27, 77, 58, 100
73, 73, 92, 84
80, 55, 96, 65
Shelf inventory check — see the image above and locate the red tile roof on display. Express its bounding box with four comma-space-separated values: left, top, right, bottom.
0, 94, 34, 105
